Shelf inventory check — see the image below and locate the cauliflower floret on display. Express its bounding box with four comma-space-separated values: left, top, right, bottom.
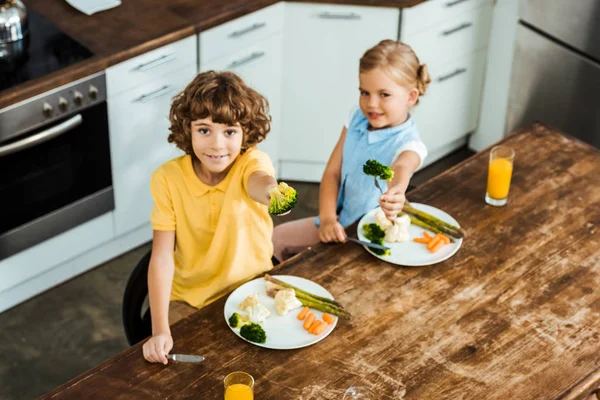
384, 223, 410, 243
239, 294, 271, 323
395, 213, 411, 228
274, 288, 303, 316
375, 209, 393, 231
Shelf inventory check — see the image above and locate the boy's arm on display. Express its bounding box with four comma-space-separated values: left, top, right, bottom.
319, 127, 347, 223
247, 171, 278, 205
148, 230, 176, 336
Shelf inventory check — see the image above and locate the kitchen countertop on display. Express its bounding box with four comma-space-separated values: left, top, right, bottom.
1, 0, 426, 109
41, 123, 600, 399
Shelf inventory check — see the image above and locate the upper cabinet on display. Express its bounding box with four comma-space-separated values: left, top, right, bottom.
106, 35, 197, 237
402, 0, 493, 165
199, 4, 284, 174
280, 3, 400, 182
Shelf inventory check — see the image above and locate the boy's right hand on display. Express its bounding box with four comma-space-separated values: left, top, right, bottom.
319, 218, 347, 243
142, 332, 173, 365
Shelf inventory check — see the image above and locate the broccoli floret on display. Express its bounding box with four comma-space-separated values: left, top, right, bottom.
228, 312, 250, 328
268, 182, 298, 215
371, 238, 391, 256
239, 323, 267, 344
363, 159, 394, 180
362, 223, 385, 242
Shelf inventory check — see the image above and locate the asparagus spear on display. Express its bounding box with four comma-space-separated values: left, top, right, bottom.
299, 297, 351, 319
403, 202, 466, 239
407, 215, 456, 243
265, 275, 344, 308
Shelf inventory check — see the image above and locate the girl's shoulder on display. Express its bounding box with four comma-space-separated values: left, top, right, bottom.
344, 105, 366, 130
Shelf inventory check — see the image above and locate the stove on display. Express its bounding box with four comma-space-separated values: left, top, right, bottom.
0, 10, 93, 93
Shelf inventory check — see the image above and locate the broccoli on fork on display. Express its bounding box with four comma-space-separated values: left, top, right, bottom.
363, 159, 394, 181
268, 182, 298, 215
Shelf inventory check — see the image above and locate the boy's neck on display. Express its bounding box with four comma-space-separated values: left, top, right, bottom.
191, 156, 232, 186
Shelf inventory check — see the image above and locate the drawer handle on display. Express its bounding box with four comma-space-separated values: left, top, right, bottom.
228, 51, 265, 69
229, 22, 267, 38
133, 85, 176, 103
131, 54, 176, 72
438, 68, 467, 82
318, 12, 361, 20
441, 22, 473, 36
445, 0, 470, 7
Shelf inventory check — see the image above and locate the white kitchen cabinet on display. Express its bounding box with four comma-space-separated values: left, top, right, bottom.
280, 3, 400, 181
107, 36, 197, 237
412, 49, 487, 155
200, 33, 283, 173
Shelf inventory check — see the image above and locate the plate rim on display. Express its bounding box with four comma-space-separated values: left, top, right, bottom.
223, 275, 338, 350
356, 202, 463, 267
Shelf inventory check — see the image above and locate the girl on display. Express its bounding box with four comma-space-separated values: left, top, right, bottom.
273, 39, 431, 261
143, 71, 290, 364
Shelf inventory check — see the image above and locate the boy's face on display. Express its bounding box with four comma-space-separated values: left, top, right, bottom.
359, 68, 419, 129
190, 117, 244, 174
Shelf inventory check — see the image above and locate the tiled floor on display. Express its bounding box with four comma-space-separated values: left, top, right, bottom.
0, 146, 473, 399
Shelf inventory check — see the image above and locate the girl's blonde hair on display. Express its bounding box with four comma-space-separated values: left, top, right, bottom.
359, 40, 431, 104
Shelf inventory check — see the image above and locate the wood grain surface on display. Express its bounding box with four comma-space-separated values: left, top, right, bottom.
1, 0, 426, 109
41, 124, 600, 399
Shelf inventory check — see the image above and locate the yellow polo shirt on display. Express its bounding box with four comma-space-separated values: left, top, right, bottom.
150, 148, 274, 308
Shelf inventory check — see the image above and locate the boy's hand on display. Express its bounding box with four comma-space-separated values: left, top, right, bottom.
379, 184, 406, 221
319, 218, 346, 243
143, 333, 173, 365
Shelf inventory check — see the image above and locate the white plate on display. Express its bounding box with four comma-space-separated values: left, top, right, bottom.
224, 275, 338, 350
357, 203, 463, 266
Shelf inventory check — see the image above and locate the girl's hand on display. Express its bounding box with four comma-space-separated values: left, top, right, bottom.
380, 184, 406, 221
143, 332, 173, 365
319, 218, 347, 243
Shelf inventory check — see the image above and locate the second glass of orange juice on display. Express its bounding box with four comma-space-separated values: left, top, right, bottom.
224, 371, 254, 400
486, 145, 515, 206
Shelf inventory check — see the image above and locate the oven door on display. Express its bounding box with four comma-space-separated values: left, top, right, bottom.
0, 101, 114, 260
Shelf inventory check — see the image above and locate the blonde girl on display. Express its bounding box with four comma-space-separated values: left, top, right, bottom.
273, 39, 431, 261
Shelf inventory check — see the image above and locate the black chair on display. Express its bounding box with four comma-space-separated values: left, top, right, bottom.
122, 249, 152, 346
122, 250, 281, 346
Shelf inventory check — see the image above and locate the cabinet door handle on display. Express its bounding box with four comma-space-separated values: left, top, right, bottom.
133, 85, 176, 103
318, 12, 361, 20
445, 0, 470, 7
0, 114, 82, 157
227, 51, 265, 69
441, 22, 473, 36
437, 68, 467, 82
229, 22, 267, 38
131, 54, 176, 72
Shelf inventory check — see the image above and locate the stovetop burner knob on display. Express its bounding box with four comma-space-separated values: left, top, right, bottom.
43, 102, 53, 118
89, 85, 98, 100
58, 97, 69, 112
73, 91, 84, 106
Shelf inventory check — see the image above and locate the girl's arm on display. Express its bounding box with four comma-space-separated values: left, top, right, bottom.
144, 230, 175, 364
319, 127, 347, 242
247, 171, 278, 205
380, 150, 421, 219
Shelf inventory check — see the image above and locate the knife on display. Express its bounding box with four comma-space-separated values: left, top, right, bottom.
346, 237, 390, 251
167, 354, 205, 363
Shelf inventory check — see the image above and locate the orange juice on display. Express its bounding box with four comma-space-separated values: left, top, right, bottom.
225, 383, 253, 400
487, 158, 513, 199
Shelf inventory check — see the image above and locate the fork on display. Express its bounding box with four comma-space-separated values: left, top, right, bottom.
374, 177, 396, 226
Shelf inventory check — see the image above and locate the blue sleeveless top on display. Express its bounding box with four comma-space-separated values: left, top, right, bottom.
316, 106, 426, 227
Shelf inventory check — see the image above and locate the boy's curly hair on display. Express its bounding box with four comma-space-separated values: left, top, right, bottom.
168, 71, 271, 154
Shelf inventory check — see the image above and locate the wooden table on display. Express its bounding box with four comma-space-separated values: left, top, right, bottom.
42, 124, 600, 399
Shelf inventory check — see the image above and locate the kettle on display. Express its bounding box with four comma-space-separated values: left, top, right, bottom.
0, 0, 29, 62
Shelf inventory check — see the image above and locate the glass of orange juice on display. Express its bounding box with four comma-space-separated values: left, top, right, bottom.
485, 145, 515, 206
224, 371, 254, 400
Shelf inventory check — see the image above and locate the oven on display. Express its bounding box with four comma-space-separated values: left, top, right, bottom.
0, 72, 114, 260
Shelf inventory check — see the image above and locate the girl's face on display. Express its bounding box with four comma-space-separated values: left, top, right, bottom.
190, 117, 243, 181
359, 68, 419, 129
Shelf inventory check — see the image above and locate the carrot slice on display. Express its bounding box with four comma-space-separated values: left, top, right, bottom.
314, 322, 328, 335
297, 306, 309, 320
308, 320, 321, 334
413, 237, 429, 244
439, 234, 450, 244
430, 239, 445, 253
423, 231, 433, 240
303, 313, 315, 330
426, 236, 441, 251
322, 313, 335, 324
